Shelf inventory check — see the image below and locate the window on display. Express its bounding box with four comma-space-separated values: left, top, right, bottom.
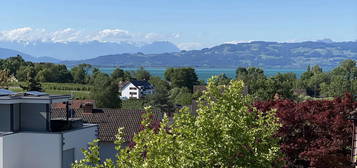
130, 92, 137, 95
129, 87, 137, 90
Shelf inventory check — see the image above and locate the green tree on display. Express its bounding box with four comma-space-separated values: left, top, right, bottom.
74, 78, 282, 168
20, 66, 42, 91
1, 55, 29, 75
90, 72, 121, 108
146, 76, 173, 112
111, 68, 125, 80
211, 73, 231, 85
318, 59, 357, 97
267, 73, 297, 99
169, 87, 192, 105
297, 65, 327, 97
71, 64, 92, 84
134, 67, 151, 81
236, 67, 268, 100
164, 67, 199, 91
0, 70, 11, 89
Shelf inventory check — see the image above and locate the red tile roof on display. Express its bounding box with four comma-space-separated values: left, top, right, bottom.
51, 108, 162, 142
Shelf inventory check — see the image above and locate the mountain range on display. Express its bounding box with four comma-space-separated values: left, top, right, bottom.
62, 41, 357, 68
0, 47, 61, 62
0, 41, 180, 60
0, 40, 356, 68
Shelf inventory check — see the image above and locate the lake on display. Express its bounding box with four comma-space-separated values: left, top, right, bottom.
99, 67, 306, 81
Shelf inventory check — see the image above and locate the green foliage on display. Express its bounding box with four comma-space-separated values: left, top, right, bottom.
71, 64, 92, 84
169, 87, 192, 105
0, 70, 11, 88
20, 66, 42, 91
146, 76, 173, 112
266, 73, 297, 99
121, 99, 147, 109
0, 55, 29, 75
236, 67, 296, 100
210, 73, 231, 86
34, 63, 73, 83
90, 72, 121, 108
74, 78, 282, 168
133, 67, 150, 81
298, 60, 357, 97
41, 82, 92, 91
164, 67, 199, 91
111, 68, 125, 81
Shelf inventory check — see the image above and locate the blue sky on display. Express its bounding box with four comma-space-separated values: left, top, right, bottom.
0, 0, 356, 49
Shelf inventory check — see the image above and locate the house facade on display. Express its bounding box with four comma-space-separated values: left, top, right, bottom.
120, 80, 154, 99
0, 90, 97, 168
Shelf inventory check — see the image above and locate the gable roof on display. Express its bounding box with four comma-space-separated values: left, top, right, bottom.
51, 108, 162, 142
130, 80, 153, 90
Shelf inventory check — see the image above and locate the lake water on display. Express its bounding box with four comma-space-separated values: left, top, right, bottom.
99, 67, 306, 81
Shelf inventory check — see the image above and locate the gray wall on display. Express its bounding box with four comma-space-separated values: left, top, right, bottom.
99, 141, 129, 161
0, 104, 11, 132
13, 104, 20, 132
20, 103, 48, 131
99, 142, 117, 161
0, 104, 21, 132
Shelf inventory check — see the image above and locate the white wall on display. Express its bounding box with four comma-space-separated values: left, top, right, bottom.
121, 83, 140, 99
63, 125, 98, 161
1, 132, 62, 168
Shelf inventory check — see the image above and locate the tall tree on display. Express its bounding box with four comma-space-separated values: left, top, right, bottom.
71, 64, 92, 84
111, 68, 125, 80
164, 67, 199, 91
90, 72, 121, 108
146, 76, 173, 112
74, 78, 282, 167
134, 67, 151, 81
20, 66, 42, 91
0, 70, 11, 89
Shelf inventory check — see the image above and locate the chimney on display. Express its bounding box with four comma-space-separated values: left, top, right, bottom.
82, 103, 94, 113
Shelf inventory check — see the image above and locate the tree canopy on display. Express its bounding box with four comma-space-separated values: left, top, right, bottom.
164, 67, 199, 91
73, 77, 282, 168
90, 72, 121, 108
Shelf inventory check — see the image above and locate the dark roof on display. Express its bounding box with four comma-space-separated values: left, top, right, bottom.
51, 108, 162, 142
51, 100, 96, 109
130, 80, 153, 90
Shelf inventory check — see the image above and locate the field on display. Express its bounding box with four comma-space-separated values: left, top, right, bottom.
9, 82, 92, 99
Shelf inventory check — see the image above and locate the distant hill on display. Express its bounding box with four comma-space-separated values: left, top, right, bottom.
63, 41, 357, 68
0, 41, 180, 60
0, 47, 61, 63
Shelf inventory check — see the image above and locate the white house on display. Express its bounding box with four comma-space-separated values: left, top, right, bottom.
0, 90, 97, 168
119, 80, 154, 99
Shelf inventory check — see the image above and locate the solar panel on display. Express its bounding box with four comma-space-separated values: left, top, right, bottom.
25, 91, 49, 96
0, 89, 16, 96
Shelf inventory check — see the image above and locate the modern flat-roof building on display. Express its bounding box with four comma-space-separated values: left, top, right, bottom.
0, 89, 98, 168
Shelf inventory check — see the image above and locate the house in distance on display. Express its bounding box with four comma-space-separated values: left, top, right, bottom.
119, 80, 154, 99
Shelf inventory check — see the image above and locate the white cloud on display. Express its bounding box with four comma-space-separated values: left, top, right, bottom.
0, 27, 46, 42
144, 32, 180, 41
92, 29, 132, 42
223, 40, 252, 44
50, 28, 81, 42
177, 42, 204, 50
0, 27, 180, 44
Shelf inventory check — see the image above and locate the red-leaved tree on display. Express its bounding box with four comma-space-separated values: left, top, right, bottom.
254, 94, 357, 168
